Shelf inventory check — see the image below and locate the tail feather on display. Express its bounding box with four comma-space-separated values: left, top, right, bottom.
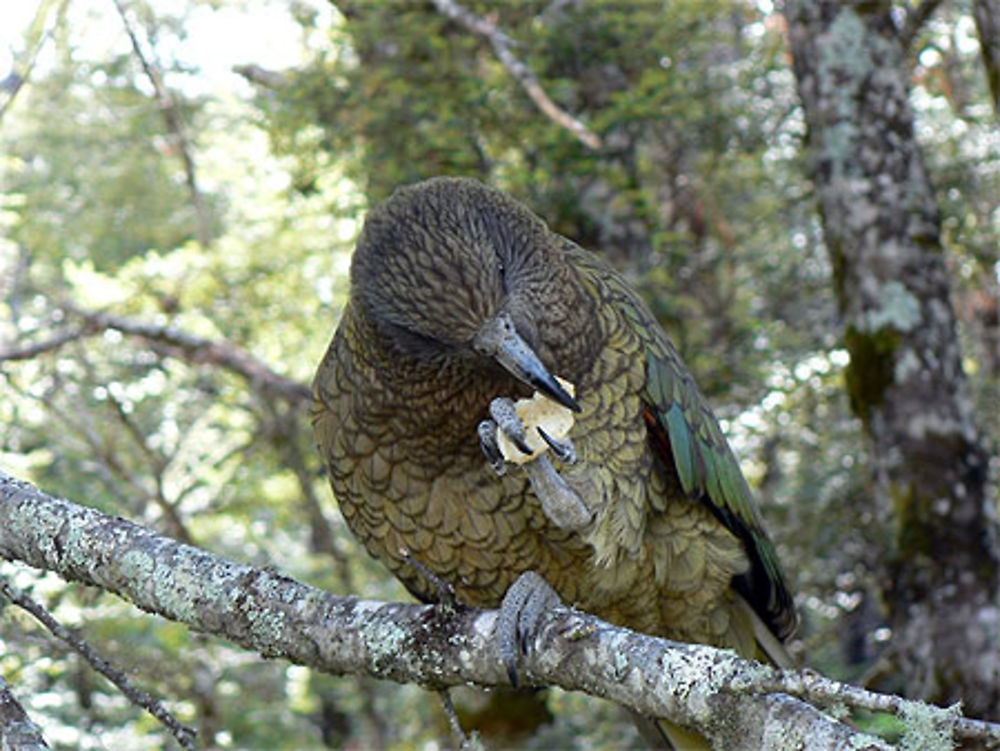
736, 594, 795, 669
628, 710, 710, 750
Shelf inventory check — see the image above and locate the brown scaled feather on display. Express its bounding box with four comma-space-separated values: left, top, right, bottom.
312, 177, 796, 743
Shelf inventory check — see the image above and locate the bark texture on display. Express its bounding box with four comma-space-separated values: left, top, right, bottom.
0, 469, 902, 749
0, 678, 49, 751
784, 0, 1000, 720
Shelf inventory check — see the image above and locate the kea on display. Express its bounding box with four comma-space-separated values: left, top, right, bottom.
312, 177, 796, 747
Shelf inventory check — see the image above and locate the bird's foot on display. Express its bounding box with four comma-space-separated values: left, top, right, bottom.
496, 571, 562, 688
477, 396, 536, 477
479, 398, 591, 530
522, 456, 592, 529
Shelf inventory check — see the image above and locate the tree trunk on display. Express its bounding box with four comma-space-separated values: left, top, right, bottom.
784, 0, 1000, 720
973, 0, 1000, 116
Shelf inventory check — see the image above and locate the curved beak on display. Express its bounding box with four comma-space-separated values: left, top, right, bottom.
475, 314, 581, 413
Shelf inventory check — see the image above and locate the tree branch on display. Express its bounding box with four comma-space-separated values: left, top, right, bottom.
0, 324, 90, 362
429, 0, 602, 150
0, 0, 68, 126
4, 471, 998, 748
0, 575, 197, 750
232, 64, 287, 90
0, 676, 49, 751
0, 306, 312, 407
755, 670, 999, 746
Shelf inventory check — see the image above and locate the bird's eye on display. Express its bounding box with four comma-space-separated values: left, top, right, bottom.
496, 257, 508, 293
498, 313, 516, 335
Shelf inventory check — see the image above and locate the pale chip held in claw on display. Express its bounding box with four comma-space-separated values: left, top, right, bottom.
497, 376, 576, 464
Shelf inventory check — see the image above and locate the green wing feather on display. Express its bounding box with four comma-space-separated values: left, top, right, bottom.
569, 243, 797, 640
643, 346, 796, 638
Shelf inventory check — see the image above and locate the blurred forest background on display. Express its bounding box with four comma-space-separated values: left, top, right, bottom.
0, 0, 997, 749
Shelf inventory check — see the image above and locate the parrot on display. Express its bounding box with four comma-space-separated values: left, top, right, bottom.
311, 177, 796, 748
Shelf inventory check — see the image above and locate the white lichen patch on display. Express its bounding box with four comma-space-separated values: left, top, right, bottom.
899, 699, 959, 751
242, 573, 289, 648
612, 642, 631, 680
366, 619, 408, 667
352, 599, 384, 620
497, 377, 576, 463
152, 559, 204, 624
118, 549, 155, 581
862, 281, 922, 333
10, 500, 68, 566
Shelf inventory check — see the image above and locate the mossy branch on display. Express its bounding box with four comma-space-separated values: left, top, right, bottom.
2, 470, 998, 750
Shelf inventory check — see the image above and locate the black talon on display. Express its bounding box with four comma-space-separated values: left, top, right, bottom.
536, 426, 576, 463
513, 433, 533, 457
506, 657, 520, 689
536, 426, 560, 453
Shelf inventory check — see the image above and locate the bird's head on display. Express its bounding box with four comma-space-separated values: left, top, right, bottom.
350, 177, 580, 411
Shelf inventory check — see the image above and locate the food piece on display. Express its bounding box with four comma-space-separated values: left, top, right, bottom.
497, 376, 576, 464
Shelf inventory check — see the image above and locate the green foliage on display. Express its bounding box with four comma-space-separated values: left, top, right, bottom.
261, 0, 821, 406
3, 58, 214, 274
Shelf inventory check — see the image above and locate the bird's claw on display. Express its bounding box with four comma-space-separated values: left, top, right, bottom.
477, 420, 507, 476
478, 397, 531, 475
524, 456, 592, 530
479, 399, 591, 530
479, 397, 577, 473
496, 571, 562, 688
489, 397, 533, 455
536, 426, 577, 464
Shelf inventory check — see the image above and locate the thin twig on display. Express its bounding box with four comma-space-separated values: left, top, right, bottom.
437, 690, 482, 751
430, 0, 602, 150
260, 402, 351, 570
232, 64, 286, 89
0, 0, 69, 126
100, 378, 194, 544
2, 371, 149, 514
0, 575, 198, 751
900, 0, 945, 53
111, 0, 213, 248
973, 0, 1000, 115
0, 325, 91, 362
